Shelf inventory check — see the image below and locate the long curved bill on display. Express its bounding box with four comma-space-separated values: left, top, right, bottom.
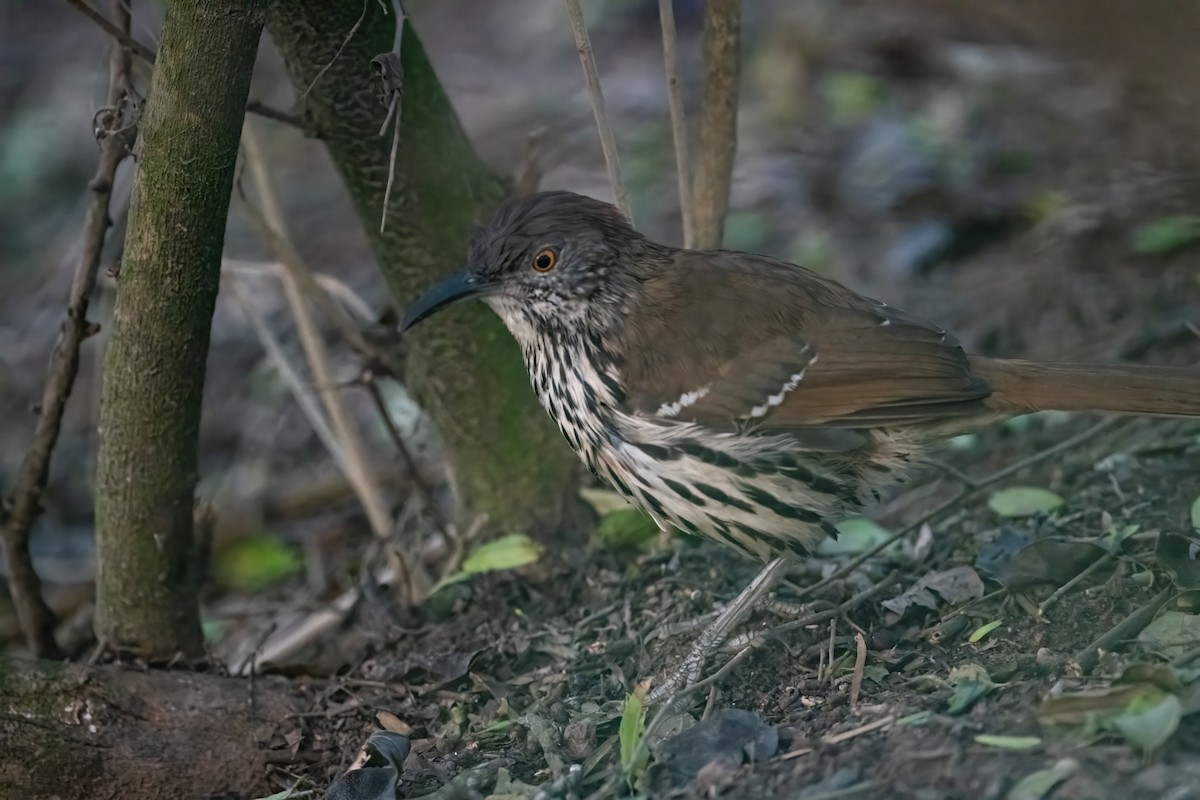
399, 269, 494, 332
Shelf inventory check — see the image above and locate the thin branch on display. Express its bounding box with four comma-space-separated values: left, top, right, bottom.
789, 417, 1123, 603
225, 276, 345, 469
692, 0, 741, 249
232, 185, 402, 376
238, 122, 432, 599
296, 0, 370, 102
65, 1, 307, 132
222, 258, 376, 322
1074, 586, 1175, 674
512, 128, 547, 197
562, 0, 631, 221
374, 0, 407, 232
658, 0, 695, 246
64, 0, 156, 65
245, 100, 307, 131
360, 375, 451, 538
381, 107, 402, 232
3, 0, 139, 659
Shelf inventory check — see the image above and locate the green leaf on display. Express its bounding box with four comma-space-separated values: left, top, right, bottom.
595, 508, 660, 550
1191, 495, 1200, 532
1131, 214, 1200, 256
1005, 759, 1078, 800
897, 710, 932, 727
1112, 690, 1183, 753
947, 663, 995, 715
819, 517, 893, 556
969, 619, 1003, 643
579, 487, 632, 515
432, 534, 543, 594
619, 689, 649, 781
975, 734, 1041, 750
214, 534, 303, 590
988, 487, 1065, 518
252, 790, 302, 800
822, 71, 887, 126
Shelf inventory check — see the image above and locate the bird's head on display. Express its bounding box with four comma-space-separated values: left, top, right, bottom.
399, 191, 650, 339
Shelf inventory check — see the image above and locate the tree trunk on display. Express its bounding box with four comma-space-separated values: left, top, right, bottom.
265, 3, 583, 536
0, 657, 300, 800
94, 0, 267, 658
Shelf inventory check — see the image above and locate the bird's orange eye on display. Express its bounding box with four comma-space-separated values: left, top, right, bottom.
532, 248, 557, 272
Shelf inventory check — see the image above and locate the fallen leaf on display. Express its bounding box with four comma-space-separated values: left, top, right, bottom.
974, 734, 1041, 750
969, 620, 1003, 643
993, 537, 1107, 593
644, 709, 778, 793
1131, 214, 1200, 256
619, 686, 649, 781
595, 508, 659, 550
1115, 662, 1184, 694
215, 534, 302, 590
432, 534, 543, 593
1192, 495, 1200, 532
1112, 691, 1183, 753
579, 487, 632, 515
883, 566, 985, 616
988, 487, 1065, 518
1040, 679, 1185, 753
947, 663, 995, 715
1005, 759, 1078, 800
1138, 611, 1200, 661
819, 517, 893, 555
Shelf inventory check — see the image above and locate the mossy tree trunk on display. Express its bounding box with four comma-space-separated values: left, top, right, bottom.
94, 0, 267, 657
266, 4, 582, 535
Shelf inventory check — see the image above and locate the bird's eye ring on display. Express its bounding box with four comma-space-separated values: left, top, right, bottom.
532, 248, 557, 272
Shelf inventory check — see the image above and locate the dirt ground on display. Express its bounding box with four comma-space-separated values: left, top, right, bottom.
4, 2, 1200, 798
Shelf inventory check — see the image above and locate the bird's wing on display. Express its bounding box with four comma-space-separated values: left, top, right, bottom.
615, 250, 993, 445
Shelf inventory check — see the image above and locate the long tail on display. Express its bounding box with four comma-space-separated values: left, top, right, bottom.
970, 357, 1200, 417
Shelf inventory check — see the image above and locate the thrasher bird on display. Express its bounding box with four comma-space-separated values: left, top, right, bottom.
400, 190, 1200, 694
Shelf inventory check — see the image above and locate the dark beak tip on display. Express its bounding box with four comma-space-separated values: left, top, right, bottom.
397, 268, 486, 333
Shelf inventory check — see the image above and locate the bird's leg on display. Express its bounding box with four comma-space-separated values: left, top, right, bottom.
648, 556, 793, 703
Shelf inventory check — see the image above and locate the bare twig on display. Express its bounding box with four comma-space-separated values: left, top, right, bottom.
825, 618, 837, 681
222, 258, 375, 322
658, 0, 695, 246
780, 716, 895, 760
1038, 550, 1116, 616
1073, 586, 1175, 674
562, 0, 631, 221
360, 374, 451, 536
65, 1, 307, 131
381, 111, 402, 232
692, 0, 741, 249
225, 276, 344, 467
849, 631, 866, 708
3, 0, 140, 658
763, 571, 899, 640
64, 0, 156, 64
238, 122, 432, 599
245, 99, 307, 131
791, 417, 1123, 602
512, 128, 547, 197
297, 0, 371, 102
377, 0, 406, 232
232, 182, 403, 378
